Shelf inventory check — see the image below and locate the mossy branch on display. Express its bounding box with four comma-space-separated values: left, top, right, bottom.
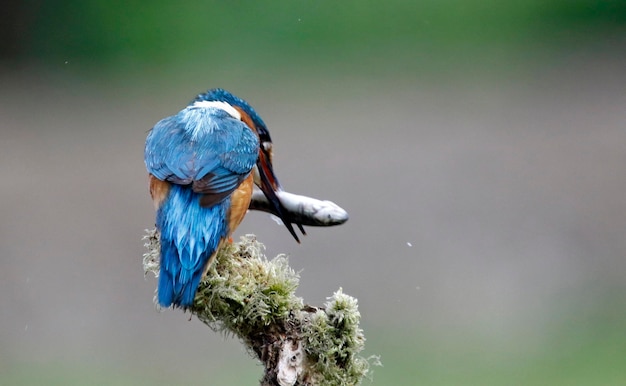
143, 229, 379, 386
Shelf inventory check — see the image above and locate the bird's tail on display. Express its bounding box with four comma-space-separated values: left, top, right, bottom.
157, 240, 208, 307
156, 185, 229, 308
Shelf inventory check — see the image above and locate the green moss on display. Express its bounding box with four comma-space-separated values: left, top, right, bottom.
302, 289, 378, 385
192, 236, 304, 338
143, 231, 379, 385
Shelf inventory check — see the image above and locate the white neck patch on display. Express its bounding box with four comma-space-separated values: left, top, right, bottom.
192, 100, 241, 120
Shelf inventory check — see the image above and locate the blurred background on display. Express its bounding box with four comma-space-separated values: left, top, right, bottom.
2, 1, 626, 384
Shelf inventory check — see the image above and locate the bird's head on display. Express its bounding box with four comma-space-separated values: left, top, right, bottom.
192, 88, 304, 242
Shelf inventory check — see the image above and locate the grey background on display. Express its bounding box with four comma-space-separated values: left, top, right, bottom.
1, 47, 625, 383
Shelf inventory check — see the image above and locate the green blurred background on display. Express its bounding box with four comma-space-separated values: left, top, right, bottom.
2, 1, 626, 385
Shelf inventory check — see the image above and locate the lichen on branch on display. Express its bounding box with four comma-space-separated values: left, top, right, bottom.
143, 229, 379, 386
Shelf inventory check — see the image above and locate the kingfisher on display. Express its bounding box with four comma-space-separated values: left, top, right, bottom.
145, 88, 304, 308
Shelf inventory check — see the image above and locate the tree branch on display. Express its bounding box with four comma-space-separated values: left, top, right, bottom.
143, 231, 378, 386
143, 192, 377, 384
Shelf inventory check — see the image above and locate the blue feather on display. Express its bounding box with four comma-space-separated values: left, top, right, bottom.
145, 106, 259, 188
193, 88, 267, 132
144, 102, 260, 308
156, 184, 229, 307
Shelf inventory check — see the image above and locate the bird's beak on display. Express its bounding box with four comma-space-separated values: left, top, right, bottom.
255, 145, 305, 243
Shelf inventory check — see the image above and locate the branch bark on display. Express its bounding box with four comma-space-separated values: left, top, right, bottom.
143, 232, 376, 385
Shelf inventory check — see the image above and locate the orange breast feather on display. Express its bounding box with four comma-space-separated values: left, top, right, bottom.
228, 174, 254, 235
149, 174, 170, 210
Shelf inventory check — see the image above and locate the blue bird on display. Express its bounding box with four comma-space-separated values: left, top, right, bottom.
193, 89, 306, 241
145, 88, 304, 308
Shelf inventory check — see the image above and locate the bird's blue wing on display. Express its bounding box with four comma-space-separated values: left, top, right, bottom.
145, 115, 204, 184
145, 106, 259, 205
